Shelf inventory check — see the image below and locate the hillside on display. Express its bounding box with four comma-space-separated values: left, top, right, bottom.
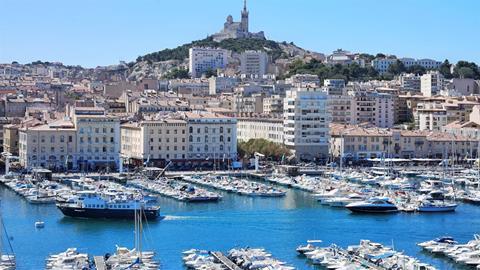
137, 37, 292, 63
128, 37, 316, 80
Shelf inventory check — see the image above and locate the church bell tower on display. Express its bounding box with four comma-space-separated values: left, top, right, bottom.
241, 0, 249, 32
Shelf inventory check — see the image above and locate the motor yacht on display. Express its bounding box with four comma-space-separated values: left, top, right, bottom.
345, 197, 399, 213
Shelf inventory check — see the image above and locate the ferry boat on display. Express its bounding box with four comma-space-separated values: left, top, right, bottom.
56, 191, 160, 220
345, 197, 399, 213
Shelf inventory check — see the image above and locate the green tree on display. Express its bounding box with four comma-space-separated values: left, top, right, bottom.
163, 68, 189, 79
237, 139, 290, 161
453, 61, 480, 79
388, 60, 406, 75
439, 59, 453, 79
406, 65, 426, 75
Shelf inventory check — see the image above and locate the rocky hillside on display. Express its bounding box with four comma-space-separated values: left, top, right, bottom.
128, 37, 320, 81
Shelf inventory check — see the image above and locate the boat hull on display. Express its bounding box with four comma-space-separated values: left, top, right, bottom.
418, 206, 457, 212
346, 206, 399, 213
57, 205, 160, 220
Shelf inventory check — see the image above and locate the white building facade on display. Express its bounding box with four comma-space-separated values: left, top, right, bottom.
189, 47, 228, 78
240, 50, 268, 77
284, 87, 330, 161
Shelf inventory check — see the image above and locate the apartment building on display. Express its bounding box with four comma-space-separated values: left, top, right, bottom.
371, 58, 397, 74
72, 107, 120, 171
189, 47, 228, 78
237, 117, 284, 144
232, 93, 264, 113
262, 95, 284, 114
3, 124, 19, 155
330, 123, 479, 160
415, 99, 480, 131
399, 73, 421, 92
328, 94, 355, 125
421, 71, 443, 97
121, 117, 188, 168
284, 87, 330, 161
285, 74, 320, 88
372, 58, 442, 74
353, 92, 395, 128
375, 93, 395, 128
208, 76, 238, 95
415, 102, 448, 131
240, 50, 268, 76
324, 79, 346, 95
185, 111, 237, 164
19, 120, 76, 170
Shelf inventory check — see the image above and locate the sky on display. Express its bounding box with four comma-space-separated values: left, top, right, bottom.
1, 0, 479, 68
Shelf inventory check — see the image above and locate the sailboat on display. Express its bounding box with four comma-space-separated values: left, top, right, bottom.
103, 205, 159, 269
0, 201, 15, 270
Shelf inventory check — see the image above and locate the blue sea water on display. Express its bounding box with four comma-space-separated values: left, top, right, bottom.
1, 184, 479, 270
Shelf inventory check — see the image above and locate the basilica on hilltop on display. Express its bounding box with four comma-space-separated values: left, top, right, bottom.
211, 0, 265, 42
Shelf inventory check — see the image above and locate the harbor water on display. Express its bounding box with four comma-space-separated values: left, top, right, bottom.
1, 183, 479, 270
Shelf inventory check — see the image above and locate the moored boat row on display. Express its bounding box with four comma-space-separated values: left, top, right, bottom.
298, 239, 436, 270
183, 174, 286, 197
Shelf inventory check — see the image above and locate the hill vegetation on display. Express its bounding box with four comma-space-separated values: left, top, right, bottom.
136, 37, 287, 63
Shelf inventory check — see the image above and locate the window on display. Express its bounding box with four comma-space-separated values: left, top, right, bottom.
189, 135, 193, 142
220, 127, 223, 133
189, 127, 193, 133
220, 135, 224, 142
220, 145, 224, 151
68, 136, 73, 143
110, 128, 114, 133
205, 145, 208, 151
110, 137, 114, 143
60, 136, 65, 143
205, 127, 208, 133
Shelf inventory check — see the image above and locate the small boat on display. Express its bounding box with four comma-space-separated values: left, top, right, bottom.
35, 221, 45, 228
418, 200, 457, 212
418, 236, 456, 248
346, 197, 399, 213
296, 240, 322, 255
